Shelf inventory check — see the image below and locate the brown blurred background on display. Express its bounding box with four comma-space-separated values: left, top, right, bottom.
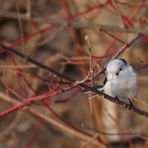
0, 0, 148, 148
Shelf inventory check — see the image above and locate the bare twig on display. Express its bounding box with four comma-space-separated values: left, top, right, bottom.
0, 9, 148, 34
93, 35, 140, 78
0, 64, 36, 69
0, 92, 106, 147
0, 92, 146, 147
0, 43, 148, 118
15, 0, 25, 51
26, 0, 31, 18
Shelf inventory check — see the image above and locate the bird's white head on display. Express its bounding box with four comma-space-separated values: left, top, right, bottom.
106, 58, 128, 76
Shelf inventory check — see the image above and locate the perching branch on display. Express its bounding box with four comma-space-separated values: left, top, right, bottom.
0, 43, 148, 118
0, 9, 148, 35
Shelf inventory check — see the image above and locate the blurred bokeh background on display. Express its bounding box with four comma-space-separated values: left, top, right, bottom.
0, 0, 148, 147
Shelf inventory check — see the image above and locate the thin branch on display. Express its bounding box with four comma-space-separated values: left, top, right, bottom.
0, 9, 148, 34
0, 92, 146, 147
0, 92, 106, 147
0, 43, 148, 118
93, 35, 140, 78
0, 64, 36, 69
101, 29, 126, 44
112, 35, 140, 58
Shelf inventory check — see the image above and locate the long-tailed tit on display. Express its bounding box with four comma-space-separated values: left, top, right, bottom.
99, 58, 137, 106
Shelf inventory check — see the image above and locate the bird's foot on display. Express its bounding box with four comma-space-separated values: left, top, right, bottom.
128, 99, 134, 111
115, 96, 120, 103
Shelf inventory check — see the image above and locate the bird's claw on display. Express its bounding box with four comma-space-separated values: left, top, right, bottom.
115, 96, 119, 103
128, 99, 134, 110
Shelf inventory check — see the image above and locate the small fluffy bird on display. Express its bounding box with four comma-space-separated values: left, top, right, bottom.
100, 58, 137, 105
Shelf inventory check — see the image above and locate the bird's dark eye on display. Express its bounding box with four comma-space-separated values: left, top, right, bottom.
120, 68, 122, 71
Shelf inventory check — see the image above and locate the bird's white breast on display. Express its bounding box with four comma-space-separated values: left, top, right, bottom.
103, 66, 137, 101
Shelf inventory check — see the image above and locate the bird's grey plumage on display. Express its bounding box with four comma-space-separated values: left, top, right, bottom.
99, 58, 137, 102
